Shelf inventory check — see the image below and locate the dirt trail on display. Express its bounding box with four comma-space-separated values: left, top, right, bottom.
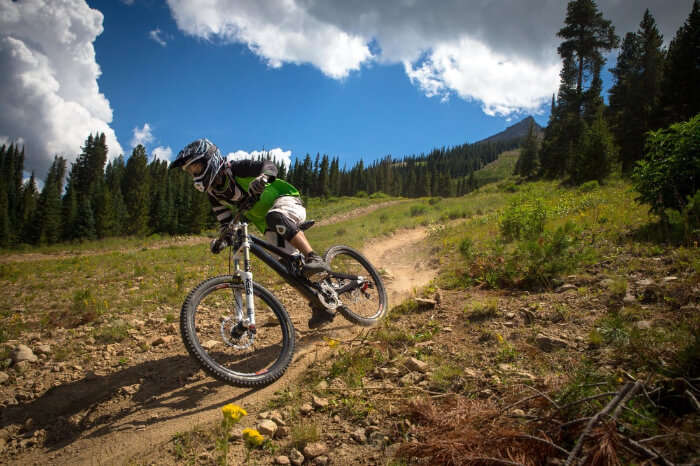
4, 225, 436, 466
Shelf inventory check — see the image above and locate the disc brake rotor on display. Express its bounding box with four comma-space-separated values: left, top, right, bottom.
220, 316, 254, 350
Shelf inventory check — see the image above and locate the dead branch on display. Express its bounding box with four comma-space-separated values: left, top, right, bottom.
522, 384, 560, 410
558, 416, 591, 430
622, 435, 675, 466
611, 380, 643, 420
564, 383, 635, 466
500, 393, 543, 413
557, 391, 618, 412
463, 457, 525, 466
513, 434, 570, 456
685, 389, 700, 412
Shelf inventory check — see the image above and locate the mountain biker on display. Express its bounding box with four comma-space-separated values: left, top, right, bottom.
171, 138, 334, 328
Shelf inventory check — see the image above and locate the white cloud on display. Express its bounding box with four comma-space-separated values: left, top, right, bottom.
165, 0, 691, 117
0, 0, 123, 179
152, 145, 172, 163
131, 123, 154, 148
404, 38, 561, 116
165, 0, 372, 79
149, 28, 167, 46
227, 148, 292, 169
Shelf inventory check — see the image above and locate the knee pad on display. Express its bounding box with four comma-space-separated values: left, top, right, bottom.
266, 211, 299, 242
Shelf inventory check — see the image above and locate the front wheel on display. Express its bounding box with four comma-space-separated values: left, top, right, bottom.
324, 245, 388, 327
180, 275, 295, 387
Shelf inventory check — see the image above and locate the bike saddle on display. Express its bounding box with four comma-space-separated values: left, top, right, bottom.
299, 220, 315, 231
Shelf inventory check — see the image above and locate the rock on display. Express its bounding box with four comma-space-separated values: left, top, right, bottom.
316, 380, 329, 390
35, 344, 51, 355
623, 293, 637, 305
636, 278, 655, 287
257, 419, 278, 437
463, 368, 479, 378
555, 284, 576, 293
512, 409, 526, 417
271, 414, 286, 426
352, 427, 367, 444
275, 426, 290, 439
312, 456, 329, 465
312, 395, 329, 410
130, 319, 145, 328
11, 345, 37, 364
14, 360, 29, 373
0, 372, 8, 384
635, 320, 653, 330
535, 334, 569, 352
303, 441, 328, 458
378, 367, 400, 378
662, 276, 678, 283
299, 403, 314, 415
400, 372, 423, 386
274, 456, 291, 465
497, 363, 514, 372
505, 312, 516, 319
201, 340, 219, 350
151, 336, 174, 346
289, 448, 305, 465
405, 357, 428, 373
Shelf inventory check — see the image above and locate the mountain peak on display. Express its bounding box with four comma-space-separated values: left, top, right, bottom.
477, 116, 543, 144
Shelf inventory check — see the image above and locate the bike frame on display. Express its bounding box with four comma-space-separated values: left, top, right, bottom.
226, 220, 362, 332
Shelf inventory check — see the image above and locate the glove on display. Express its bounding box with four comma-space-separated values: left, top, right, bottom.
210, 237, 230, 254
247, 174, 269, 196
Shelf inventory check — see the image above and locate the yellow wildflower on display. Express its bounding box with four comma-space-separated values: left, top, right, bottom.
221, 404, 247, 423
242, 428, 264, 448
323, 336, 339, 349
496, 333, 504, 344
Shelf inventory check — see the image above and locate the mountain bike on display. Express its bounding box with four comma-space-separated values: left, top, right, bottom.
179, 201, 388, 387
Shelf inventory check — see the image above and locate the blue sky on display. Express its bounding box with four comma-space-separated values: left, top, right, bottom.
0, 0, 693, 178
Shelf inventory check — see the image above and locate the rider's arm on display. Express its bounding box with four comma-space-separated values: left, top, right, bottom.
229, 159, 278, 182
208, 194, 232, 228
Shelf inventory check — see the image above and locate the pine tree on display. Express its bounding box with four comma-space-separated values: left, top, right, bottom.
74, 197, 97, 240
659, 0, 700, 125
609, 10, 665, 172
123, 145, 151, 236
570, 108, 616, 183
318, 155, 330, 198
33, 156, 66, 244
516, 120, 540, 177
19, 172, 38, 242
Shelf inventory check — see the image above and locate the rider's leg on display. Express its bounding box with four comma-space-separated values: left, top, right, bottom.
288, 232, 312, 255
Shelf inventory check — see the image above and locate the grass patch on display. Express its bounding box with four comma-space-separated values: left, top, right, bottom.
464, 298, 499, 322
290, 421, 320, 450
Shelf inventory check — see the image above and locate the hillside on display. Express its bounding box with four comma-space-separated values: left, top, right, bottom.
1, 180, 697, 465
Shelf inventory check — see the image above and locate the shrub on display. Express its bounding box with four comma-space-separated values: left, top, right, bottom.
458, 238, 474, 259
409, 205, 427, 217
428, 197, 442, 205
369, 191, 389, 199
355, 191, 369, 198
633, 114, 700, 216
499, 197, 547, 242
579, 180, 599, 192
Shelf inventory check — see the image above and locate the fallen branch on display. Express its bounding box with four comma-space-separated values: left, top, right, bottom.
522, 384, 560, 410
558, 416, 591, 430
513, 434, 570, 456
463, 457, 524, 466
622, 435, 675, 466
685, 389, 700, 412
564, 383, 635, 466
557, 391, 618, 412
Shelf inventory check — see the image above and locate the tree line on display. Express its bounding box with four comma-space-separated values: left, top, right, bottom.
286, 138, 518, 200
0, 126, 519, 248
514, 0, 699, 185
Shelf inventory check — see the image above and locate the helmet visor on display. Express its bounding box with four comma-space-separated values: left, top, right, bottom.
184, 160, 205, 177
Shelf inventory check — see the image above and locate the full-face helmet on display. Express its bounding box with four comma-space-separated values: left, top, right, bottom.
171, 138, 225, 192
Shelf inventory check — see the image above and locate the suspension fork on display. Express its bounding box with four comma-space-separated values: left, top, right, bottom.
234, 223, 256, 332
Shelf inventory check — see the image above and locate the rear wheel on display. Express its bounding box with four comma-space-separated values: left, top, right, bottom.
180, 275, 295, 387
324, 245, 388, 327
